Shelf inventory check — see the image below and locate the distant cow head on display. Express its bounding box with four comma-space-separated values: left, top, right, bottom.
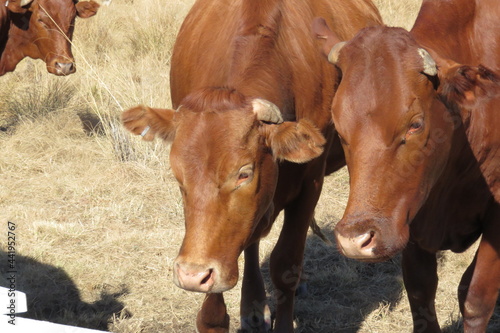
313, 18, 496, 261
122, 88, 325, 292
4, 0, 99, 75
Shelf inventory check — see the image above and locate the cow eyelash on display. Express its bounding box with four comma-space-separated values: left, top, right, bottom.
238, 172, 251, 180
235, 164, 254, 188
178, 186, 187, 197
402, 119, 424, 145
408, 120, 424, 134
338, 134, 349, 147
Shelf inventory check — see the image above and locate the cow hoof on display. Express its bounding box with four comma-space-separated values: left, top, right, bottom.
240, 304, 272, 332
196, 326, 229, 333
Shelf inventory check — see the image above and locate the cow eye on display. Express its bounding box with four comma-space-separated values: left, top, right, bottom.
236, 164, 254, 188
337, 133, 348, 146
402, 119, 424, 145
178, 186, 187, 197
408, 120, 423, 134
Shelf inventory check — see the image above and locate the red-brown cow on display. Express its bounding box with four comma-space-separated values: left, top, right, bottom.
0, 0, 99, 76
122, 0, 381, 332
313, 0, 500, 331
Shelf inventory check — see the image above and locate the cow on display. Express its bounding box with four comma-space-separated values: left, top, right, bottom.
122, 0, 382, 331
313, 0, 500, 331
0, 0, 99, 76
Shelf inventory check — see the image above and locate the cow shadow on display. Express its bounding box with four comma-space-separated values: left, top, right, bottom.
0, 250, 129, 331
258, 222, 500, 333
258, 218, 403, 333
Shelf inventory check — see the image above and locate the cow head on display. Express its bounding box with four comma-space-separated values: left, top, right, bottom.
313, 18, 496, 261
5, 0, 99, 75
122, 88, 325, 292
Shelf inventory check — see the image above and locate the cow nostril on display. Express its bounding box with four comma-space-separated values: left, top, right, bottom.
360, 230, 376, 248
174, 263, 216, 292
336, 228, 379, 260
200, 268, 213, 286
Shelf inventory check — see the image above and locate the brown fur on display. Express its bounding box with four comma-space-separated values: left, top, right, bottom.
0, 0, 99, 76
315, 0, 500, 331
123, 0, 382, 331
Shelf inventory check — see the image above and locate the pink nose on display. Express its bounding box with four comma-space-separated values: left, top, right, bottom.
336, 230, 377, 260
55, 62, 75, 75
174, 263, 215, 292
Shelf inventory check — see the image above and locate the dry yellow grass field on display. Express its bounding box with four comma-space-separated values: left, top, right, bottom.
0, 0, 499, 332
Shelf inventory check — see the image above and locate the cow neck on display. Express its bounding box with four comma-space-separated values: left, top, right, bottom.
226, 0, 288, 107
413, 120, 490, 253
0, 10, 32, 75
410, 0, 475, 65
0, 6, 10, 73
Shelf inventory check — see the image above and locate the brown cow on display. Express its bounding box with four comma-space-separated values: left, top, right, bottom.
122, 0, 382, 332
313, 0, 500, 331
0, 0, 99, 76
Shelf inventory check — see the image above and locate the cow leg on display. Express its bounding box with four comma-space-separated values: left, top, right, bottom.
196, 293, 230, 333
240, 242, 271, 332
270, 182, 322, 332
402, 241, 440, 333
459, 208, 500, 333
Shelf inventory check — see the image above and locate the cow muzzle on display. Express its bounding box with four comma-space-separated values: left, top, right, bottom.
175, 263, 215, 292
334, 215, 409, 262
54, 62, 76, 76
173, 258, 237, 293
47, 58, 76, 76
336, 229, 378, 261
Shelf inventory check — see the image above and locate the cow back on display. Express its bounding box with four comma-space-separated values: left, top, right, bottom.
412, 0, 500, 70
170, 0, 381, 129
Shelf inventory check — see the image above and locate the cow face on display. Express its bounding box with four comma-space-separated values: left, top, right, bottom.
6, 0, 99, 75
313, 20, 498, 261
122, 88, 325, 292
313, 22, 455, 261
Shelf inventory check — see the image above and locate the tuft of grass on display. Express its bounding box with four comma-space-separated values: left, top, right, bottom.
0, 79, 76, 129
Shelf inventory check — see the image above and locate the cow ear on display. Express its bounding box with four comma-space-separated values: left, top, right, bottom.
122, 105, 177, 142
312, 17, 343, 61
438, 62, 500, 109
76, 1, 100, 18
261, 119, 326, 163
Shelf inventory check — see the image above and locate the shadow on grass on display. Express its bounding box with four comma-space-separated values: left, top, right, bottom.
0, 250, 129, 331
259, 219, 403, 333
257, 224, 500, 333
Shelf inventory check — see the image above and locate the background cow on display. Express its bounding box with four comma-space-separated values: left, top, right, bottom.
0, 0, 99, 76
123, 0, 382, 332
313, 0, 500, 331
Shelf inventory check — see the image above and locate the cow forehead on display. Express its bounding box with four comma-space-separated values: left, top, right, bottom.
339, 27, 424, 86
334, 27, 431, 124
170, 109, 260, 179
37, 0, 77, 15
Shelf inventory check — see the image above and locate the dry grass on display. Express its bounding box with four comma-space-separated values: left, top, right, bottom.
0, 0, 499, 332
